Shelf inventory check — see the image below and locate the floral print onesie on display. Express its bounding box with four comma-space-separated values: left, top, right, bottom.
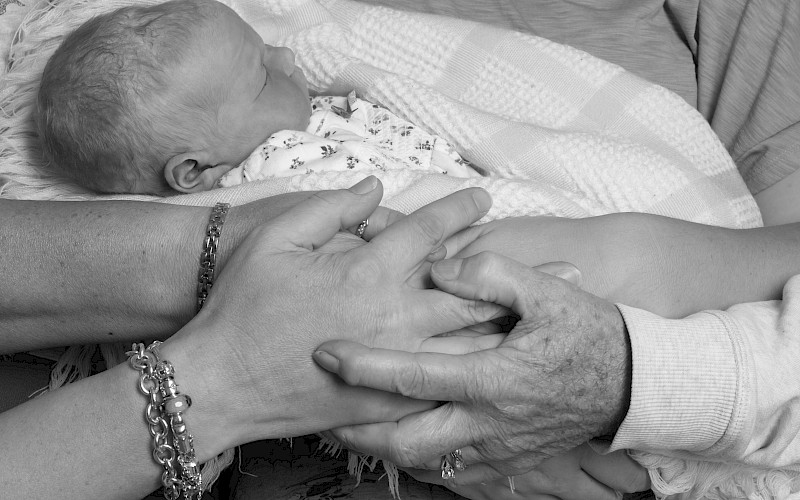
219, 92, 479, 187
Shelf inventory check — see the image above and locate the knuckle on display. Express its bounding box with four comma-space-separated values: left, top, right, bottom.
330, 428, 357, 450
337, 359, 364, 387
471, 251, 503, 275
410, 211, 446, 247
463, 300, 494, 326
392, 362, 427, 398
342, 255, 382, 287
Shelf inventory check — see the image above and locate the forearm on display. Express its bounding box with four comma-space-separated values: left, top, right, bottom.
0, 332, 239, 498
2, 200, 199, 351
589, 213, 800, 318
0, 193, 314, 353
0, 362, 165, 498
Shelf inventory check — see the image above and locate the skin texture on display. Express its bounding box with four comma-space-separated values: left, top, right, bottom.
405, 443, 649, 500
445, 214, 800, 318
0, 191, 315, 352
0, 182, 518, 498
315, 250, 632, 483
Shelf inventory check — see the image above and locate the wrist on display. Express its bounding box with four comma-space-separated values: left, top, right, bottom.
607, 306, 633, 435
154, 328, 244, 463
602, 304, 632, 436
214, 192, 317, 276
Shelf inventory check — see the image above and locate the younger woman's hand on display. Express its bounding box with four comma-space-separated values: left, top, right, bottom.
160, 178, 509, 458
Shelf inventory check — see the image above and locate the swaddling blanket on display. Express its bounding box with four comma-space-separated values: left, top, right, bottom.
0, 0, 760, 230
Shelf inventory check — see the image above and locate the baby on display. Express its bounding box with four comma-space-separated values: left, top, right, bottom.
36, 0, 478, 195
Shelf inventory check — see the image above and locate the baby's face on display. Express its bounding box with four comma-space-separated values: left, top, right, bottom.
174, 3, 311, 166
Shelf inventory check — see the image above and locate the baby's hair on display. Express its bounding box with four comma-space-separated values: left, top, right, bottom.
37, 0, 218, 194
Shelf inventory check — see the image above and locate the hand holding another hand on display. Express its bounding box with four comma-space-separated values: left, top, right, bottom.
314, 250, 632, 483
159, 178, 512, 458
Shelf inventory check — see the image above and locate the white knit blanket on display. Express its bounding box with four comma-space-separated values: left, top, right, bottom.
0, 0, 761, 230
0, 1, 779, 498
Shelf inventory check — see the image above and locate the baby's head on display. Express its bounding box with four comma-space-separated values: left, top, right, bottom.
37, 0, 311, 195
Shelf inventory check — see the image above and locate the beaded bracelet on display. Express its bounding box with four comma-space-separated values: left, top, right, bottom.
197, 202, 230, 312
128, 341, 202, 500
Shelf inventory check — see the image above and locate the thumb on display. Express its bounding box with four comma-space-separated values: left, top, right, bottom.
264, 176, 383, 251
429, 252, 528, 310
431, 252, 579, 312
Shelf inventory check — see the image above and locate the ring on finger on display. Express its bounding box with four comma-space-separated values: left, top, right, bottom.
450, 449, 466, 471
355, 218, 369, 239
441, 455, 456, 480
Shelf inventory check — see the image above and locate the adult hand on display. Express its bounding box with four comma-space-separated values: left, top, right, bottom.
405, 443, 650, 500
158, 177, 508, 457
313, 250, 632, 483
221, 190, 402, 266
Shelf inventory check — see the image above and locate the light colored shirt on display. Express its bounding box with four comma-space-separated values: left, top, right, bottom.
609, 275, 800, 497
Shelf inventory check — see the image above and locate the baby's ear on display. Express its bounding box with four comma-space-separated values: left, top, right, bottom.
165, 152, 235, 193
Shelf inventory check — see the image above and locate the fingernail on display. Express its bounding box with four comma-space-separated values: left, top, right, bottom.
472, 189, 491, 214
313, 350, 340, 372
432, 259, 462, 281
349, 175, 377, 194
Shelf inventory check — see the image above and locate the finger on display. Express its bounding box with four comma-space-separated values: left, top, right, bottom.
551, 472, 622, 500
432, 252, 569, 313
364, 188, 491, 274
400, 291, 506, 343
436, 322, 505, 336
441, 224, 485, 258
407, 462, 505, 486
328, 405, 474, 470
579, 446, 650, 494
345, 206, 403, 241
405, 469, 561, 500
420, 333, 505, 354
264, 176, 383, 251
521, 446, 625, 500
413, 444, 486, 473
314, 341, 490, 402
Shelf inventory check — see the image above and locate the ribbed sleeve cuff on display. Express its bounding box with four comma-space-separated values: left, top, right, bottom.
609, 305, 741, 453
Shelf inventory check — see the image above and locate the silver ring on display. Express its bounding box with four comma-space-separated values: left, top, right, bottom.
355, 218, 369, 239
450, 449, 466, 471
441, 455, 456, 480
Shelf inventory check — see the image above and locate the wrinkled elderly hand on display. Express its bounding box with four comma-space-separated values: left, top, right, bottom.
313, 250, 632, 483
406, 443, 650, 500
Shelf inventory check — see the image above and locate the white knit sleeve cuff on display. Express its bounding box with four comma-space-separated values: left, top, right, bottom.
608, 305, 746, 454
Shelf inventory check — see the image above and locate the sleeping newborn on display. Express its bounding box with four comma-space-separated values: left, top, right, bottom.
36, 0, 478, 196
